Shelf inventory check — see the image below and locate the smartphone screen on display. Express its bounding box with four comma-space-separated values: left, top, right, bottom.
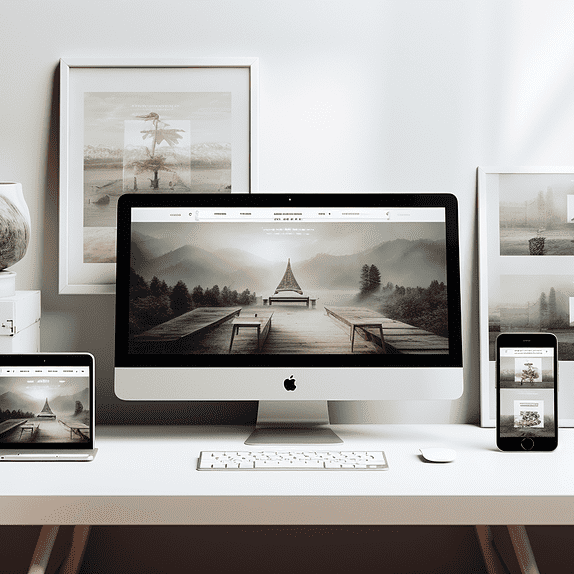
496, 333, 558, 451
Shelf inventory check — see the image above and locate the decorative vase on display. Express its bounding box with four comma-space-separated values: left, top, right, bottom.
0, 182, 31, 297
0, 182, 30, 268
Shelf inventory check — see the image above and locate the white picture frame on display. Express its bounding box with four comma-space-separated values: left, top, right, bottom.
478, 166, 574, 426
59, 58, 259, 294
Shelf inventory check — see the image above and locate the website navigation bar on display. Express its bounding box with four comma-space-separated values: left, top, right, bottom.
132, 206, 446, 223
0, 367, 89, 377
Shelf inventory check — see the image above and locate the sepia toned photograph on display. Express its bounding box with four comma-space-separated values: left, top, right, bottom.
0, 376, 90, 444
84, 92, 232, 264
488, 274, 574, 361
499, 173, 574, 256
128, 221, 450, 356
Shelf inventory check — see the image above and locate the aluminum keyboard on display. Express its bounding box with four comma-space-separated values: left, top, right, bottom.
198, 450, 388, 470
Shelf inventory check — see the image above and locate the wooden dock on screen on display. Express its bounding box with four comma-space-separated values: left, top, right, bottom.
255, 305, 381, 354
0, 419, 28, 437
59, 419, 91, 440
324, 306, 449, 355
132, 307, 242, 353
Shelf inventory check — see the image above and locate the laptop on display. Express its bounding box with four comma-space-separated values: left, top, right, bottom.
0, 353, 97, 461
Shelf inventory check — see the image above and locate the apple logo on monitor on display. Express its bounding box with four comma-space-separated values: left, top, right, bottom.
284, 375, 296, 391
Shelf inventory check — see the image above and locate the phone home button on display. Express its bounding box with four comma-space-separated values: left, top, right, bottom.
521, 438, 535, 451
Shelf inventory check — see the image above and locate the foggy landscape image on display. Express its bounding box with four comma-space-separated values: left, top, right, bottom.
83, 92, 232, 264
488, 274, 574, 361
0, 376, 90, 444
498, 173, 574, 255
127, 221, 451, 355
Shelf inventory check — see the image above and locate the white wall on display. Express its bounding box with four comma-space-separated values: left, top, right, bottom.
2, 0, 574, 424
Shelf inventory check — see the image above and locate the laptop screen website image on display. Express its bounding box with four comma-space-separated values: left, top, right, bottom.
0, 364, 91, 446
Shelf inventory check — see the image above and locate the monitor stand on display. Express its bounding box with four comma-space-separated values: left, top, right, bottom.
245, 401, 343, 445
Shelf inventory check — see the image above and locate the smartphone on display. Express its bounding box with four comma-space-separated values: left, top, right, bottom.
496, 332, 558, 451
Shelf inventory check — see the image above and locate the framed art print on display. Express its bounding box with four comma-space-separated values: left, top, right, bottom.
59, 58, 259, 294
478, 167, 574, 426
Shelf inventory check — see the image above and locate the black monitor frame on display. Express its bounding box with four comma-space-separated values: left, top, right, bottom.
115, 193, 462, 370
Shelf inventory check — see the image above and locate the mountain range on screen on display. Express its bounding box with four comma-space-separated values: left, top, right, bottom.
0, 388, 90, 415
131, 231, 447, 294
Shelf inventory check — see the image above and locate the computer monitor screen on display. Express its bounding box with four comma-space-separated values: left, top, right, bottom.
114, 193, 462, 441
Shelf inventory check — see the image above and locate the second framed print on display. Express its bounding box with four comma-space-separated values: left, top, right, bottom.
60, 58, 259, 294
478, 167, 574, 426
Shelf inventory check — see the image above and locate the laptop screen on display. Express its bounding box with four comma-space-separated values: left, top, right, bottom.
0, 354, 94, 449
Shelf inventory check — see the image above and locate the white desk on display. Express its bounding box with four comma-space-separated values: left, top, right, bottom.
1, 424, 573, 526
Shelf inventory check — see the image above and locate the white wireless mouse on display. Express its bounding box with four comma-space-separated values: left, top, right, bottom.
420, 447, 456, 463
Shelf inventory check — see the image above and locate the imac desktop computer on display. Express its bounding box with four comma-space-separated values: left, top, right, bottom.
114, 193, 463, 444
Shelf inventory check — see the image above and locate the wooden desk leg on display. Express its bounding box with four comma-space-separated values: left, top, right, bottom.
475, 525, 540, 574
28, 525, 59, 574
58, 526, 91, 574
28, 525, 91, 574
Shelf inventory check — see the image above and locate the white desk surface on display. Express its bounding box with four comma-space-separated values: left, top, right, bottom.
2, 424, 574, 525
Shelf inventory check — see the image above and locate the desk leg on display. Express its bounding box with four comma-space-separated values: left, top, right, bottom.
28, 525, 91, 574
475, 525, 540, 574
58, 526, 91, 574
28, 525, 59, 574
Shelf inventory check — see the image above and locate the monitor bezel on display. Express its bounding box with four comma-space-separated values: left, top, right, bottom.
115, 193, 462, 369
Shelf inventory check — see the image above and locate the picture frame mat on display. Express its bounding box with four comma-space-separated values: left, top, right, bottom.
59, 58, 259, 294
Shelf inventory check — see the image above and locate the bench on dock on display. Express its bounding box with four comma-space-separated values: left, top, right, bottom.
324, 306, 449, 354
0, 419, 28, 438
19, 423, 38, 440
229, 313, 273, 353
349, 319, 386, 353
59, 419, 90, 440
132, 307, 242, 353
264, 296, 316, 308
324, 307, 387, 353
